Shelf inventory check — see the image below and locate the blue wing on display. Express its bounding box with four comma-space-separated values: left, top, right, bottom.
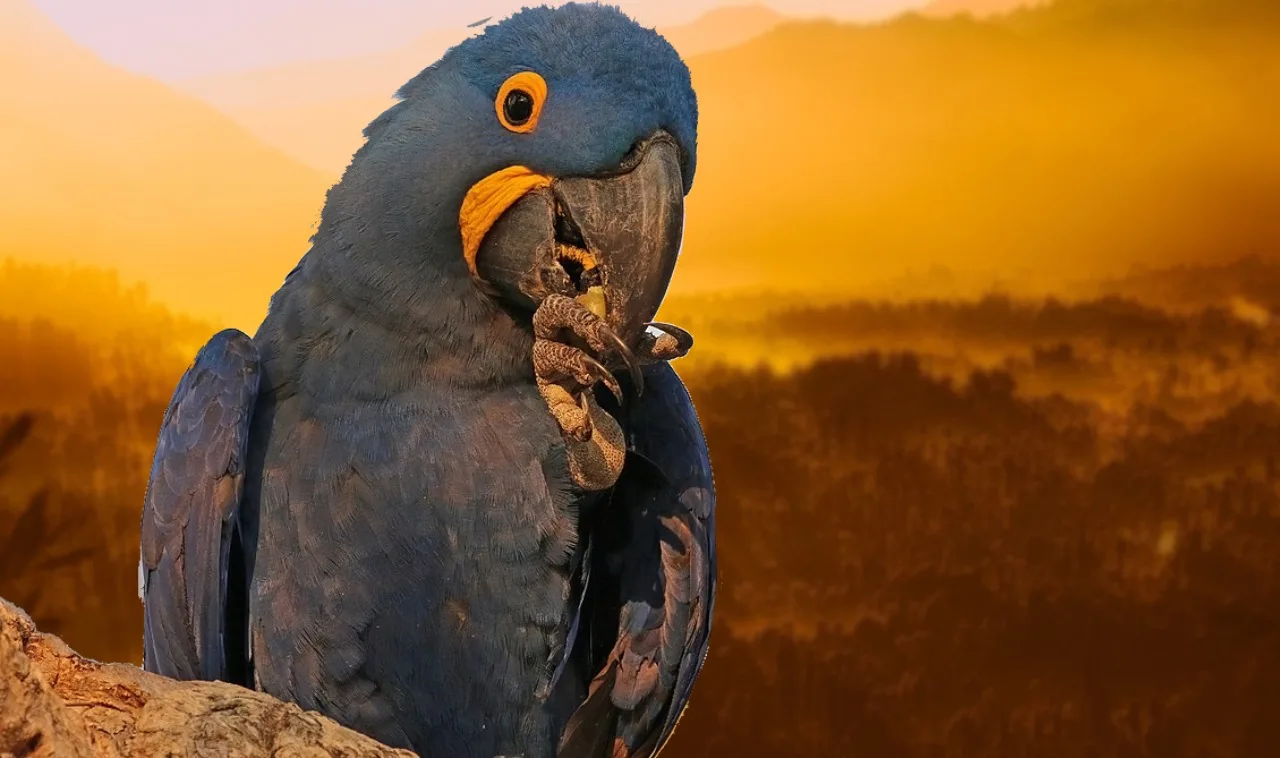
139, 329, 260, 684
559, 361, 717, 758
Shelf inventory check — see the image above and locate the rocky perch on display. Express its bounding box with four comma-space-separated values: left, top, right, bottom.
0, 598, 416, 758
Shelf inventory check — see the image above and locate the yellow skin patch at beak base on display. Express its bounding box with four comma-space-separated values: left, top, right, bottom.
459, 165, 553, 278
459, 168, 610, 319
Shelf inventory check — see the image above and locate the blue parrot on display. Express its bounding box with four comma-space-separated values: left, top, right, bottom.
137, 4, 716, 758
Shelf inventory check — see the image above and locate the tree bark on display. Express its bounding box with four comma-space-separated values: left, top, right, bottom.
0, 598, 417, 758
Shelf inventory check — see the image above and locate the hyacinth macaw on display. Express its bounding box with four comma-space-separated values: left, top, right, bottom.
138, 4, 715, 758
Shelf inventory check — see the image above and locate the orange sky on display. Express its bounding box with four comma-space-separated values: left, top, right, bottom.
27, 0, 930, 78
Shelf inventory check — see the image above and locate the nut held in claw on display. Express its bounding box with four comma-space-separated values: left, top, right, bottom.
577, 285, 608, 320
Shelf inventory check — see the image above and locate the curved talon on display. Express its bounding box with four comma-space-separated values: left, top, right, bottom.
600, 326, 643, 396
534, 294, 642, 394
582, 354, 623, 402
645, 321, 694, 352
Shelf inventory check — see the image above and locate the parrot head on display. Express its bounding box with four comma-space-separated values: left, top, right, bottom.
311, 2, 696, 372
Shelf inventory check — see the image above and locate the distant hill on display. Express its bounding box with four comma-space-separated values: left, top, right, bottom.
659, 5, 787, 57
183, 0, 1280, 301
10, 0, 1280, 316
0, 0, 330, 332
176, 5, 788, 174
671, 3, 1280, 297
921, 0, 1046, 17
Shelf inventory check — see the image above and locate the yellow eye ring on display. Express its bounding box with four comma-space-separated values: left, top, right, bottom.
496, 71, 547, 134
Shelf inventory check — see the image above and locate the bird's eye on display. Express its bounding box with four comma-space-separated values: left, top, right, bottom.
496, 71, 547, 134
504, 90, 534, 125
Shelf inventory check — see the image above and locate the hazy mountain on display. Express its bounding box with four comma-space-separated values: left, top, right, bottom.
0, 0, 330, 331
11, 0, 1280, 320
921, 0, 1045, 18
176, 5, 789, 174
658, 5, 787, 56
26, 0, 766, 79
26, 1, 926, 80
671, 4, 1280, 297
1010, 0, 1280, 30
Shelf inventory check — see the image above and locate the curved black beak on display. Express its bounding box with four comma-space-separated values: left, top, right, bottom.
474, 131, 686, 380
552, 132, 685, 343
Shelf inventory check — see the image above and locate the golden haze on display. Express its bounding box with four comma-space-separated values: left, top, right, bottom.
921, 0, 1049, 17
5, 1, 1280, 332
0, 0, 329, 333
681, 3, 1280, 297
174, 5, 789, 175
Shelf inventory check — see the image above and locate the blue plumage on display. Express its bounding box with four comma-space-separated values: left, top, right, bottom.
139, 5, 716, 758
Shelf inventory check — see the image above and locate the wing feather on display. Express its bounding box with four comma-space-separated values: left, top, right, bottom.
560, 362, 716, 758
140, 328, 260, 684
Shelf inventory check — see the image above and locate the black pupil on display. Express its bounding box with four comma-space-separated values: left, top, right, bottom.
504, 90, 534, 125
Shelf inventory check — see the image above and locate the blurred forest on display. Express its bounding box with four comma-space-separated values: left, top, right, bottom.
5, 258, 1280, 756
0, 261, 210, 657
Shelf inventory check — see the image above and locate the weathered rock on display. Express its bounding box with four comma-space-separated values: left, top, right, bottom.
0, 598, 417, 758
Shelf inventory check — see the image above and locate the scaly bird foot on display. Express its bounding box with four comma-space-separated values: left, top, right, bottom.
533, 339, 618, 442
533, 363, 626, 491
532, 296, 630, 490
533, 294, 642, 389
635, 321, 695, 363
